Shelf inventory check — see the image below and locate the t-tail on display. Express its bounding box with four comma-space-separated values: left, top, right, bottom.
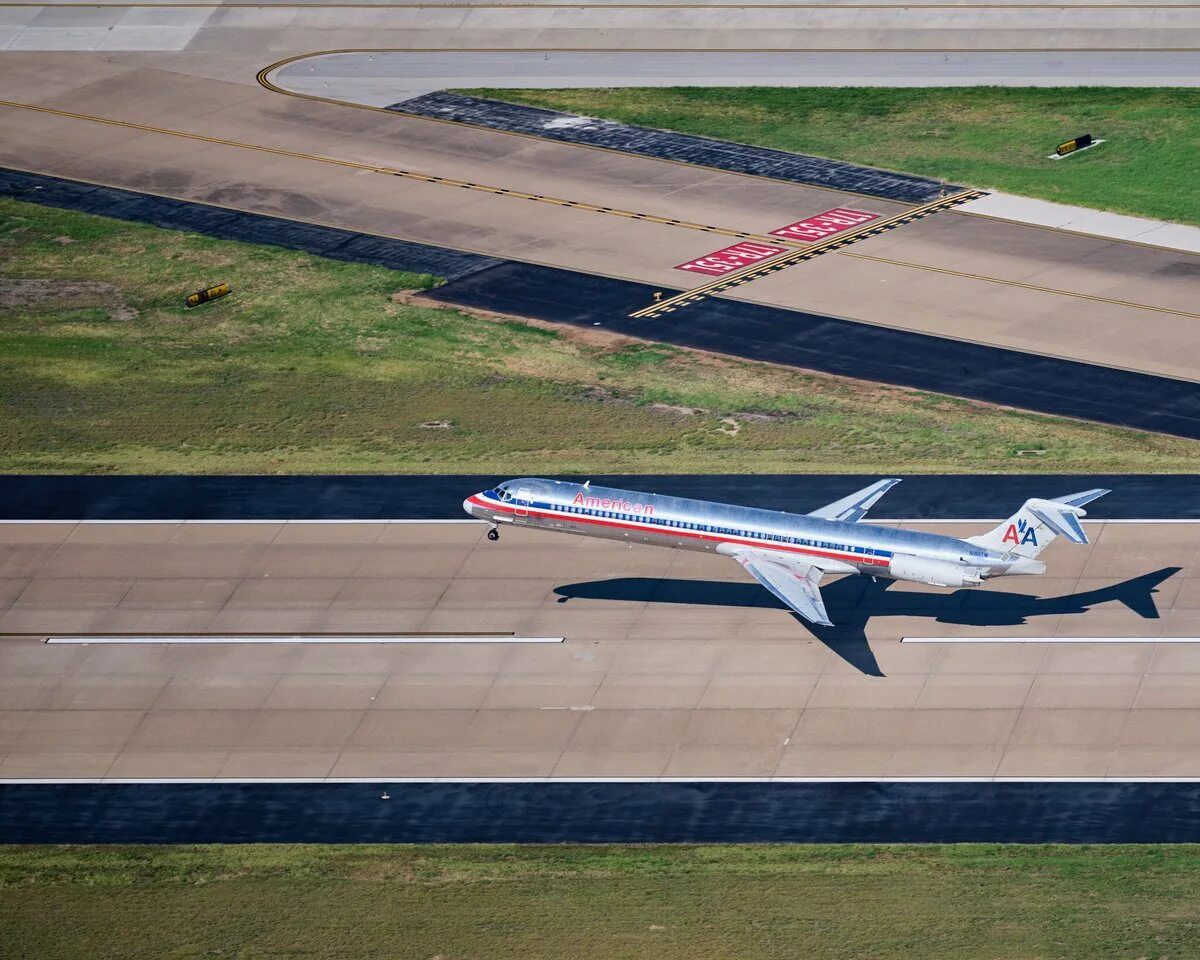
967, 488, 1110, 559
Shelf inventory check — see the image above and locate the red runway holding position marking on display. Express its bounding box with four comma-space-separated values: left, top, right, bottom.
674, 241, 790, 276
770, 207, 879, 242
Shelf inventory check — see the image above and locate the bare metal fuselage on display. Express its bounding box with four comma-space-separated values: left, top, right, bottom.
464, 478, 1033, 581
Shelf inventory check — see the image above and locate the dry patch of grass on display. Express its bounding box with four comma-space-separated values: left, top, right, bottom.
1, 197, 1195, 474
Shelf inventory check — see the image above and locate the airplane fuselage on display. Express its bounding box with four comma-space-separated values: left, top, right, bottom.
464, 478, 1042, 585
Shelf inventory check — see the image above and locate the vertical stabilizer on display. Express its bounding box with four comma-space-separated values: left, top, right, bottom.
967, 489, 1109, 558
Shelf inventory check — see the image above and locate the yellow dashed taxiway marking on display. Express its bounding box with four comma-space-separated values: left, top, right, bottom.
256, 51, 1200, 240
0, 98, 810, 249
3, 100, 1192, 327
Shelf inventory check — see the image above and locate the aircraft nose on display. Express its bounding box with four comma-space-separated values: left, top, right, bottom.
462, 496, 476, 517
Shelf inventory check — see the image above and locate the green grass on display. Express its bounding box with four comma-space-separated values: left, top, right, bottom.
3, 844, 1200, 959
458, 87, 1200, 225
2, 197, 1196, 474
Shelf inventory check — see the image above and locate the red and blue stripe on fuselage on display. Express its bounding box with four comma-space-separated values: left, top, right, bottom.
463, 488, 892, 571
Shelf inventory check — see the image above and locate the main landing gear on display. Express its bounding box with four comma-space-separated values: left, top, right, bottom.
487, 526, 500, 542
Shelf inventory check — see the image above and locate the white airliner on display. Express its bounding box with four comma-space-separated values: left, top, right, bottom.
463, 478, 1108, 626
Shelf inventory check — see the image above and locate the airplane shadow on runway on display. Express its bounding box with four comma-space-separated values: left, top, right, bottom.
554, 567, 1182, 678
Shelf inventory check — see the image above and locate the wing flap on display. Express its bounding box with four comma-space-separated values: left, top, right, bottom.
735, 553, 832, 626
809, 478, 901, 523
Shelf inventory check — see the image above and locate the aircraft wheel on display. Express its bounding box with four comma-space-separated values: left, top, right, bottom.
487, 528, 500, 541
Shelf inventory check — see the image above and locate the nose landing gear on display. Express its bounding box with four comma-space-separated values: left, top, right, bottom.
487, 526, 500, 542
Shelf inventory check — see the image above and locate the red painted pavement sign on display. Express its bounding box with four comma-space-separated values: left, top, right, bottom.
770, 207, 879, 242
674, 241, 790, 277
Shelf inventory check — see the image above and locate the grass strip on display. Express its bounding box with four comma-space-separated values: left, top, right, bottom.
1, 196, 1195, 474
459, 87, 1200, 226
3, 843, 1200, 959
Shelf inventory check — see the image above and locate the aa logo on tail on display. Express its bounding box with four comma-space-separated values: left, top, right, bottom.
1002, 518, 1038, 546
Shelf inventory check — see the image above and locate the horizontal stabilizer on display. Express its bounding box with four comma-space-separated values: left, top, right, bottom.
1053, 488, 1111, 510
809, 478, 901, 524
1028, 503, 1090, 545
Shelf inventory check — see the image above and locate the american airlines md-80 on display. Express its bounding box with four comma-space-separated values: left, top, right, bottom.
463, 478, 1108, 626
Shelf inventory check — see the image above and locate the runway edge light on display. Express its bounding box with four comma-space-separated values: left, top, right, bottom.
185, 281, 232, 308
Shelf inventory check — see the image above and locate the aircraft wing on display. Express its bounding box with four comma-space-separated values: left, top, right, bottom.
734, 552, 833, 626
808, 478, 901, 523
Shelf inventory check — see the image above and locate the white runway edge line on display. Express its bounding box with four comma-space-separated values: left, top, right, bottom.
903, 636, 1200, 644
43, 635, 564, 645
4, 776, 1200, 786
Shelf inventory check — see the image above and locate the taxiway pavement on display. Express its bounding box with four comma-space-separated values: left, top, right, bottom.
1, 16, 1198, 385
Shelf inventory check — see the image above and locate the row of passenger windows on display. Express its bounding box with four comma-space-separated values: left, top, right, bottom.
555, 504, 878, 555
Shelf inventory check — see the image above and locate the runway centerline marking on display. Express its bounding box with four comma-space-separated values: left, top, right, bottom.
0, 98, 804, 249
838, 251, 1200, 321
44, 635, 565, 644
902, 637, 1200, 643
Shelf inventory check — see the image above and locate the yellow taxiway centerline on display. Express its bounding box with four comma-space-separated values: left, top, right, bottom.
0, 97, 811, 249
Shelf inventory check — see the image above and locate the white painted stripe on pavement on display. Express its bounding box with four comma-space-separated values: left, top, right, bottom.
903, 636, 1200, 643
44, 635, 563, 644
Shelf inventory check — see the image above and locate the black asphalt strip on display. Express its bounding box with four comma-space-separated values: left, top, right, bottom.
2, 474, 1198, 520
391, 92, 961, 204
426, 261, 1200, 441
3, 781, 1200, 843
5, 165, 1196, 439
0, 167, 500, 280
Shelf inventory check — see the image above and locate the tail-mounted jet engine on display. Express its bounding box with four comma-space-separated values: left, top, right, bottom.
888, 554, 984, 588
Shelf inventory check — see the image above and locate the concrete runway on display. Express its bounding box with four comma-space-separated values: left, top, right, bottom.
2, 519, 1197, 780
4, 1, 1200, 838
